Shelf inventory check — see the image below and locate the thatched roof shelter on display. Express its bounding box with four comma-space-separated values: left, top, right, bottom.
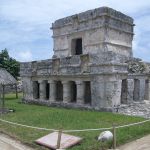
0, 68, 17, 113
0, 68, 17, 85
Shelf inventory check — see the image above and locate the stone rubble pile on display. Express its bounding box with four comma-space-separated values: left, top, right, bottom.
118, 101, 150, 118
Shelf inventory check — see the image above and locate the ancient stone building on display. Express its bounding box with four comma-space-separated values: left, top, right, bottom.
20, 7, 150, 112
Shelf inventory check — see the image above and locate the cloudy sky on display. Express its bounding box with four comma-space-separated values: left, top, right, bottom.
0, 0, 150, 62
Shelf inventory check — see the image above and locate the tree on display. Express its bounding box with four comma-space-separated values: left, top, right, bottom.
0, 48, 20, 78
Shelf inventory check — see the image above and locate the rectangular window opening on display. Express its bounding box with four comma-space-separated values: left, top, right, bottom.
71, 38, 82, 55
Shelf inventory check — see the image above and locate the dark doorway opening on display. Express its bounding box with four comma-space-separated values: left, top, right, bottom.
84, 81, 91, 104
72, 38, 82, 55
145, 79, 149, 100
46, 83, 49, 99
70, 81, 77, 102
56, 81, 63, 101
121, 79, 128, 104
133, 79, 140, 101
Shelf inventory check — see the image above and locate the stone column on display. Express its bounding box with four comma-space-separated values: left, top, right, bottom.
76, 81, 85, 105
33, 81, 39, 99
62, 81, 71, 103
127, 79, 134, 103
139, 79, 145, 101
112, 80, 122, 106
39, 80, 46, 100
49, 80, 56, 102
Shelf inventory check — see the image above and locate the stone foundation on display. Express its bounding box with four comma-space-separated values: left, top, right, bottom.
22, 98, 113, 112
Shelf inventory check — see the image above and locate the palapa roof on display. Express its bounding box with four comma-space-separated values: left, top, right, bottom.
0, 68, 17, 85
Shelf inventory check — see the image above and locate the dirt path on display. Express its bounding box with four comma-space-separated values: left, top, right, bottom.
119, 134, 150, 150
0, 133, 34, 150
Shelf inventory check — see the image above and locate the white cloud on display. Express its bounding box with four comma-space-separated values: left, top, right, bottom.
132, 10, 150, 61
98, 0, 150, 14
17, 50, 33, 62
1, 0, 149, 26
0, 0, 150, 61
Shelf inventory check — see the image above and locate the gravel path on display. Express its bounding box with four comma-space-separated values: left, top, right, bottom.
119, 134, 150, 150
0, 133, 34, 150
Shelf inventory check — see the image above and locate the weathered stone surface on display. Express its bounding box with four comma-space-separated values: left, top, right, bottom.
118, 101, 150, 118
20, 6, 150, 113
52, 7, 133, 29
52, 7, 134, 58
128, 59, 150, 74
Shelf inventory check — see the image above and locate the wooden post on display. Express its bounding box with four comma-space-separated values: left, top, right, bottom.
113, 124, 116, 149
15, 84, 18, 99
57, 130, 62, 149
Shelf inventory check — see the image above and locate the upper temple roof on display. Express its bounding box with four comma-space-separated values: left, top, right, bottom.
52, 6, 134, 29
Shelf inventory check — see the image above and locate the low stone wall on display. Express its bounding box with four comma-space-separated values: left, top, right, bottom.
22, 98, 113, 112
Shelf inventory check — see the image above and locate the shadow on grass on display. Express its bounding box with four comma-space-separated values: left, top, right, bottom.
5, 93, 23, 101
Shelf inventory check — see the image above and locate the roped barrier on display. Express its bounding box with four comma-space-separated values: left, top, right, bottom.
0, 118, 58, 132
0, 118, 149, 133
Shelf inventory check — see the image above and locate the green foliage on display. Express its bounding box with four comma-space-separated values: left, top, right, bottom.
0, 48, 20, 78
0, 93, 150, 150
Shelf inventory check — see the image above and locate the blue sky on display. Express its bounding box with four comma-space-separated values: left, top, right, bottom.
0, 0, 150, 62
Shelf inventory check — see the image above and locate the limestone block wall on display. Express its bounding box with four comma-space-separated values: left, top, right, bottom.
20, 7, 150, 112
52, 27, 105, 57
22, 77, 33, 100
91, 75, 123, 111
52, 7, 134, 58
20, 51, 130, 111
20, 57, 150, 111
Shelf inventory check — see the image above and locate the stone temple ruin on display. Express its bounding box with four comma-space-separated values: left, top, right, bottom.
20, 7, 150, 112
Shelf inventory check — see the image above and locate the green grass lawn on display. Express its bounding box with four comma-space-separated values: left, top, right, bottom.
0, 93, 150, 150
